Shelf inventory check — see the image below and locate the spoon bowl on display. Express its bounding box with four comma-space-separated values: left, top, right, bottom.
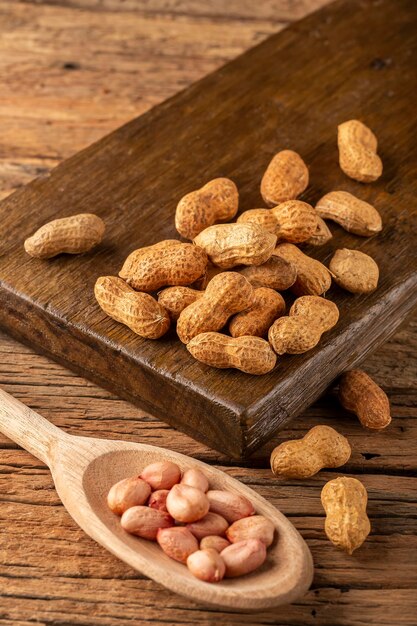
0, 388, 313, 610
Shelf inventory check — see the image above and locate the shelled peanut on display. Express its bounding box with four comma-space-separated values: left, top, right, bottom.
107, 461, 275, 583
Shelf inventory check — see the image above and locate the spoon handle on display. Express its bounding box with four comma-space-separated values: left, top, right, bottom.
0, 387, 68, 466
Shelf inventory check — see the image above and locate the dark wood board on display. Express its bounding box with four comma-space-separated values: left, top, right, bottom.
0, 0, 416, 459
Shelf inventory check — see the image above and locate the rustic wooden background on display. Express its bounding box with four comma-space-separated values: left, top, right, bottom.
0, 1, 416, 625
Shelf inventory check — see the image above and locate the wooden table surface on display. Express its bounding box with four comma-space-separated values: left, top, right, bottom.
0, 2, 416, 625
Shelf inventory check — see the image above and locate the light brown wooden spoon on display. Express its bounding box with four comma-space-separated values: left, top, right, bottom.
0, 388, 313, 610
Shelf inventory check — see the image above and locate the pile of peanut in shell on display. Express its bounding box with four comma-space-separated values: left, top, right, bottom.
107, 460, 274, 583
24, 119, 383, 376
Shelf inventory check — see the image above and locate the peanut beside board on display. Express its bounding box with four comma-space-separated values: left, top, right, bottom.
321, 477, 371, 554
260, 150, 309, 206
95, 276, 170, 339
270, 425, 351, 479
24, 213, 105, 259
338, 369, 391, 429
175, 178, 239, 239
338, 119, 382, 183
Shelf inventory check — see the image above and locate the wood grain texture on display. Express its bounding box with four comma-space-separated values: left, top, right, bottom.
0, 0, 416, 458
0, 0, 416, 623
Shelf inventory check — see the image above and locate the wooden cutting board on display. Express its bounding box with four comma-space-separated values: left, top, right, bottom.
0, 0, 416, 459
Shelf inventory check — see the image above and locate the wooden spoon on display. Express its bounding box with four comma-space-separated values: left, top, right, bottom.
0, 388, 313, 610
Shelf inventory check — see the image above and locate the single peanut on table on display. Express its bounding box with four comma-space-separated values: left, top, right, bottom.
119, 240, 208, 291
157, 286, 203, 320
268, 296, 339, 355
229, 288, 285, 339
95, 276, 170, 339
187, 332, 277, 375
107, 476, 151, 515
270, 425, 351, 479
24, 213, 105, 259
175, 178, 239, 239
338, 369, 391, 429
316, 191, 382, 236
226, 515, 275, 547
338, 119, 382, 183
176, 272, 254, 344
239, 256, 297, 291
321, 476, 371, 554
237, 200, 318, 244
260, 150, 309, 206
194, 223, 277, 269
156, 527, 199, 563
329, 248, 379, 293
273, 243, 332, 296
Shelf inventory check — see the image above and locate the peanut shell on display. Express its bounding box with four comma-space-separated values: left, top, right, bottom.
187, 332, 277, 375
95, 276, 170, 339
261, 150, 309, 206
229, 288, 285, 338
329, 248, 379, 293
316, 191, 382, 236
175, 178, 238, 239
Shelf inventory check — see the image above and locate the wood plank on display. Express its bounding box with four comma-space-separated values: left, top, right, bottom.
0, 315, 416, 471
0, 0, 416, 458
1, 450, 416, 624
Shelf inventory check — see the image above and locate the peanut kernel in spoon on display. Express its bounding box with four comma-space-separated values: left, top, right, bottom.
166, 484, 210, 523
187, 548, 226, 582
141, 461, 181, 490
